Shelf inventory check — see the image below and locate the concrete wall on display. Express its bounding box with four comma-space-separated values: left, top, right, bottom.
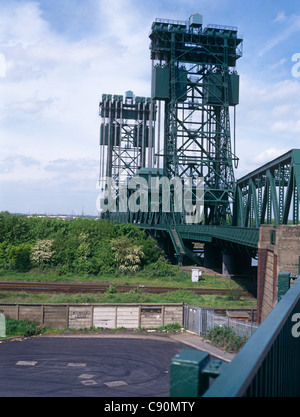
257, 225, 300, 323
0, 303, 184, 330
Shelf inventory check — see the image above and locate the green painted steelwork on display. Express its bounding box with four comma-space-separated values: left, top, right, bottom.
170, 274, 300, 397
203, 275, 300, 397
277, 272, 292, 302
149, 16, 243, 226
99, 92, 156, 188
98, 15, 299, 263
234, 149, 300, 227
170, 350, 210, 397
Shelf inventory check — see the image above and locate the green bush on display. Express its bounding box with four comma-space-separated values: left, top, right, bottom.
5, 318, 48, 337
157, 322, 183, 332
111, 236, 144, 273
205, 325, 247, 353
0, 214, 163, 276
7, 243, 32, 272
31, 239, 54, 266
143, 256, 178, 277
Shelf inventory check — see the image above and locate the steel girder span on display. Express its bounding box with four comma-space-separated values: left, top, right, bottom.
233, 149, 300, 228
108, 149, 300, 264
98, 15, 299, 265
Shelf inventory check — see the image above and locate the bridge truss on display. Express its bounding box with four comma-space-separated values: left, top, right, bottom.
98, 14, 300, 266
234, 149, 300, 227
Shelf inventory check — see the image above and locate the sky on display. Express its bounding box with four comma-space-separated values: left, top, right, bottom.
1, 0, 300, 215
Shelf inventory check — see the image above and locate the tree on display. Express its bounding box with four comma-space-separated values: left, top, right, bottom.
111, 237, 144, 273
7, 243, 32, 272
31, 239, 54, 266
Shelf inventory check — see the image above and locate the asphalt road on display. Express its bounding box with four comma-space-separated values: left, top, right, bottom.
0, 335, 202, 397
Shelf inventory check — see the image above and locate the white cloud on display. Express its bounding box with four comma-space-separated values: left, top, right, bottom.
259, 14, 300, 57
254, 147, 289, 164
273, 12, 287, 23
233, 73, 300, 179
268, 58, 287, 71
1, 1, 300, 214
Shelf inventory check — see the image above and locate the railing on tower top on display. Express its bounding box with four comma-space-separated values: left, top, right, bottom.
170, 273, 300, 397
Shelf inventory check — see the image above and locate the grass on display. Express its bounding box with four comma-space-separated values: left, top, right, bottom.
0, 289, 256, 309
0, 268, 255, 290
0, 268, 257, 309
0, 317, 185, 339
205, 325, 247, 353
2, 318, 52, 338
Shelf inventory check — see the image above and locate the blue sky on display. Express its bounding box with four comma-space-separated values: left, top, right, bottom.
1, 0, 300, 215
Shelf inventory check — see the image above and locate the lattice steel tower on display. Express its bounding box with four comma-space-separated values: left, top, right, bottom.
149, 14, 243, 225
99, 91, 156, 189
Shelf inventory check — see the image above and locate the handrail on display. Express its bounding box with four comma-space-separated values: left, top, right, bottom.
170, 274, 300, 397
203, 275, 300, 397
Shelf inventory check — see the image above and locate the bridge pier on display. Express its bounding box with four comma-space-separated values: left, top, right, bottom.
156, 232, 177, 263
204, 244, 222, 271
257, 225, 300, 323
222, 249, 235, 278
222, 248, 252, 278
204, 244, 252, 277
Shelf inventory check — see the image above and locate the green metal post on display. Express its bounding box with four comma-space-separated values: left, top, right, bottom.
170, 349, 210, 397
277, 272, 291, 302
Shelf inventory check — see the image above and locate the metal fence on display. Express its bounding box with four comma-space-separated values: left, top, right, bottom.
184, 305, 258, 339
203, 275, 300, 397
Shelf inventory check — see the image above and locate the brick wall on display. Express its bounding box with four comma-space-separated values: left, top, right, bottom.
257, 225, 300, 323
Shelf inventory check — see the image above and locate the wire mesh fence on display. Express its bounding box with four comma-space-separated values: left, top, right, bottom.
184, 305, 258, 339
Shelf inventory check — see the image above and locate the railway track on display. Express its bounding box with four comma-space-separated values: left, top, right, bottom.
0, 281, 254, 298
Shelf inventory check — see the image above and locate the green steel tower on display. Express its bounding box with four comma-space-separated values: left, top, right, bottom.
99, 91, 156, 189
149, 14, 242, 225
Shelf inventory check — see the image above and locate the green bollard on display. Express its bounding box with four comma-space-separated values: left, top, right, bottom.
277, 272, 291, 301
170, 349, 210, 397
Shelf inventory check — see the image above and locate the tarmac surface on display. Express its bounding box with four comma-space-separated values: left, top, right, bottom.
0, 331, 235, 397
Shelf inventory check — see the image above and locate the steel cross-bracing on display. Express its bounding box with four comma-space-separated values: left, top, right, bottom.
99, 91, 156, 191
149, 15, 242, 226
234, 149, 300, 227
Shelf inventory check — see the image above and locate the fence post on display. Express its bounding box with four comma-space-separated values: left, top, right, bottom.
197, 308, 201, 335
201, 308, 206, 335
41, 305, 44, 326
278, 272, 291, 301
170, 349, 210, 397
138, 305, 141, 328
0, 313, 5, 337
185, 304, 189, 330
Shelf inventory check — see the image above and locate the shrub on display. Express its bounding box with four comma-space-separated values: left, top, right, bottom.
31, 239, 54, 266
5, 318, 48, 337
0, 214, 166, 275
206, 325, 247, 353
157, 322, 183, 332
6, 243, 32, 272
111, 236, 144, 273
143, 257, 179, 278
